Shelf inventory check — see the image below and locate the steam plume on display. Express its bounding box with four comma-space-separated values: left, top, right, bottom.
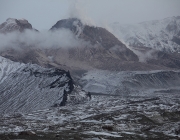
67, 0, 95, 26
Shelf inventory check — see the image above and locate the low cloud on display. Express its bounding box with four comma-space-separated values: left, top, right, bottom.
0, 29, 89, 51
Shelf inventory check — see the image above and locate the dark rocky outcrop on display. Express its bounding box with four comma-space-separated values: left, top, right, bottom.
18, 131, 36, 136
51, 18, 83, 34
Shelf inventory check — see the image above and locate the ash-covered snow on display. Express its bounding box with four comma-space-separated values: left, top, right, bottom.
0, 47, 180, 138
78, 69, 180, 95
0, 90, 179, 139
83, 131, 122, 137
79, 70, 126, 94
0, 69, 180, 139
0, 56, 73, 114
0, 56, 24, 83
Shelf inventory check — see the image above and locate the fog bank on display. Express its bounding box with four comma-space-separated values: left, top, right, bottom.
0, 29, 89, 50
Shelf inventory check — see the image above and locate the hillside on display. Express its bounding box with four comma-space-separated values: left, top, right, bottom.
0, 56, 74, 114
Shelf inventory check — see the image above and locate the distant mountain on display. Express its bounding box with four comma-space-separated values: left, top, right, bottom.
110, 16, 180, 52
1, 18, 180, 71
0, 18, 37, 33
0, 56, 74, 114
47, 18, 180, 71
0, 18, 140, 72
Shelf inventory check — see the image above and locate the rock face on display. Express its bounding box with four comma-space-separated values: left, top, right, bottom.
51, 18, 83, 36
0, 18, 36, 33
0, 56, 74, 114
110, 16, 180, 52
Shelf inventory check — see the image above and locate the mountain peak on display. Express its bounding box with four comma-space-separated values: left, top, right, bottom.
51, 18, 82, 29
50, 18, 139, 61
50, 18, 83, 37
0, 18, 34, 33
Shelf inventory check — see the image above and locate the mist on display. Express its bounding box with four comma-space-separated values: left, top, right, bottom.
132, 49, 157, 63
0, 29, 89, 51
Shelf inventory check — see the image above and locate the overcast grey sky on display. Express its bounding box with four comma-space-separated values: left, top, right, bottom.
0, 0, 180, 30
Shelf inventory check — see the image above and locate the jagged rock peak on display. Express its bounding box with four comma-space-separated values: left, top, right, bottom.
0, 18, 36, 33
50, 18, 84, 37
51, 18, 83, 30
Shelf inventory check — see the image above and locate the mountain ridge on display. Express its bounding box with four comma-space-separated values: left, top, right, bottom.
110, 16, 180, 52
1, 17, 180, 71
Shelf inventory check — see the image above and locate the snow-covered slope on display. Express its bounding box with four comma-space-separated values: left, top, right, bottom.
0, 56, 74, 114
78, 70, 180, 95
110, 16, 180, 52
1, 72, 180, 139
0, 56, 24, 83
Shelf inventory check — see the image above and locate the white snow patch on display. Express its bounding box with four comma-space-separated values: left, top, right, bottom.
83, 131, 122, 137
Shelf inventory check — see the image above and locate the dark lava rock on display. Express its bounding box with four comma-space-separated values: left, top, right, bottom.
18, 131, 36, 136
